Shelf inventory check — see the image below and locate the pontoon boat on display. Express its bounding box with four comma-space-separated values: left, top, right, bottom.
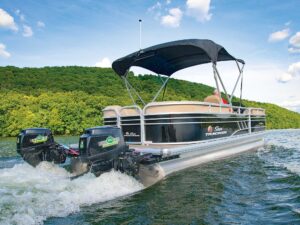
17, 39, 266, 187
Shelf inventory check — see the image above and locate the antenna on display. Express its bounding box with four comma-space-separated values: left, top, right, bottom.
139, 19, 142, 50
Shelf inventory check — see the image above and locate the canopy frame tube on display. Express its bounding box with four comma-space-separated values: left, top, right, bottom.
123, 60, 245, 106
122, 73, 171, 106
123, 77, 136, 105
123, 75, 146, 106
211, 60, 245, 106
212, 63, 231, 105
151, 76, 170, 102
230, 60, 244, 103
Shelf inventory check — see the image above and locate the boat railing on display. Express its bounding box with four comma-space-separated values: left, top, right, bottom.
102, 105, 121, 127
119, 105, 145, 145
103, 102, 265, 145
103, 102, 265, 118
142, 101, 265, 116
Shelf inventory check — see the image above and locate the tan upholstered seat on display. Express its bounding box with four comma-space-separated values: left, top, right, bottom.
145, 103, 210, 114
103, 105, 121, 117
144, 101, 232, 114
120, 107, 141, 116
204, 95, 221, 104
243, 109, 265, 115
252, 109, 265, 115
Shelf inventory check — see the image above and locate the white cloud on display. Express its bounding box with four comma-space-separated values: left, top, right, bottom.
288, 32, 300, 53
0, 8, 18, 31
285, 21, 291, 26
148, 2, 163, 21
280, 100, 300, 113
277, 72, 293, 83
186, 0, 212, 22
37, 21, 45, 28
268, 28, 290, 42
20, 14, 25, 22
161, 8, 182, 28
288, 47, 300, 53
0, 43, 11, 58
281, 100, 300, 108
287, 61, 300, 77
289, 32, 300, 48
278, 61, 300, 83
95, 57, 111, 68
166, 0, 171, 4
15, 9, 25, 22
148, 2, 162, 12
22, 25, 33, 37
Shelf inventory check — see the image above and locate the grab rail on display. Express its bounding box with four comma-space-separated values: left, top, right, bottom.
103, 102, 266, 144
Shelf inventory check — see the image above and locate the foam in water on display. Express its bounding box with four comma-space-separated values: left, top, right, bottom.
283, 162, 300, 175
0, 162, 144, 225
258, 130, 300, 177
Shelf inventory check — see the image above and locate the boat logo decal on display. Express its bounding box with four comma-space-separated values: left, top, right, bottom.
205, 126, 227, 137
124, 132, 140, 137
99, 136, 119, 148
30, 135, 48, 144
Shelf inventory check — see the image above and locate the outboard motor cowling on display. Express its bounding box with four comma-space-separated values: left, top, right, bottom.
71, 126, 128, 176
17, 128, 67, 166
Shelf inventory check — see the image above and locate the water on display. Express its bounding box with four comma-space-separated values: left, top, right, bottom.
0, 130, 299, 225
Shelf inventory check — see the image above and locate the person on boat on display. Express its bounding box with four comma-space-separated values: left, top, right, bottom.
214, 89, 228, 104
204, 89, 228, 104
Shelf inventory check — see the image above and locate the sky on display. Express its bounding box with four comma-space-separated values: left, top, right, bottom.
0, 0, 300, 112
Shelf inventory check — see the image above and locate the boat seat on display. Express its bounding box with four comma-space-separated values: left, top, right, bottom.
243, 109, 265, 115
103, 105, 121, 118
144, 101, 232, 114
145, 104, 210, 114
204, 96, 233, 113
204, 95, 221, 104
120, 107, 141, 117
217, 106, 232, 113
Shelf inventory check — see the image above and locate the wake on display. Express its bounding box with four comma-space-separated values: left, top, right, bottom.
0, 162, 144, 225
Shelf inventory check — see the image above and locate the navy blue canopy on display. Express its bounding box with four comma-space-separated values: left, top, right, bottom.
112, 39, 244, 77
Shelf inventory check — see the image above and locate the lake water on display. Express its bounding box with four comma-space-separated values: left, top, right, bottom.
0, 130, 299, 225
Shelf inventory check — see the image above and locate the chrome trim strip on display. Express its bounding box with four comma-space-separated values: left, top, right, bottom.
144, 120, 250, 125
143, 131, 265, 145
121, 119, 142, 122
144, 111, 235, 116
252, 126, 266, 128
145, 117, 248, 122
231, 128, 248, 136
144, 116, 249, 120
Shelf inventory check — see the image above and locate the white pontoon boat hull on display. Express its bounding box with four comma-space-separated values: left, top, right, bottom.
137, 132, 264, 187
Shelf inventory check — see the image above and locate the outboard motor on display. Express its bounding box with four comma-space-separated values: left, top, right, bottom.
71, 126, 142, 177
17, 128, 68, 166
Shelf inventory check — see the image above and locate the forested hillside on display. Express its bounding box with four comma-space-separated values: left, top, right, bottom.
0, 66, 299, 136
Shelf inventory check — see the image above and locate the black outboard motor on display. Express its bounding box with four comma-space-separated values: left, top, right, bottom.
71, 126, 142, 177
17, 128, 67, 166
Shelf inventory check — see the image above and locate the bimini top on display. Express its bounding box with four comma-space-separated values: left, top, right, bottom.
112, 39, 244, 77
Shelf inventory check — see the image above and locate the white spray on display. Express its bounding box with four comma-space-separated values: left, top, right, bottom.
0, 162, 144, 225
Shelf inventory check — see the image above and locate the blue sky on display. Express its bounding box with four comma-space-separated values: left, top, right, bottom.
0, 0, 300, 112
